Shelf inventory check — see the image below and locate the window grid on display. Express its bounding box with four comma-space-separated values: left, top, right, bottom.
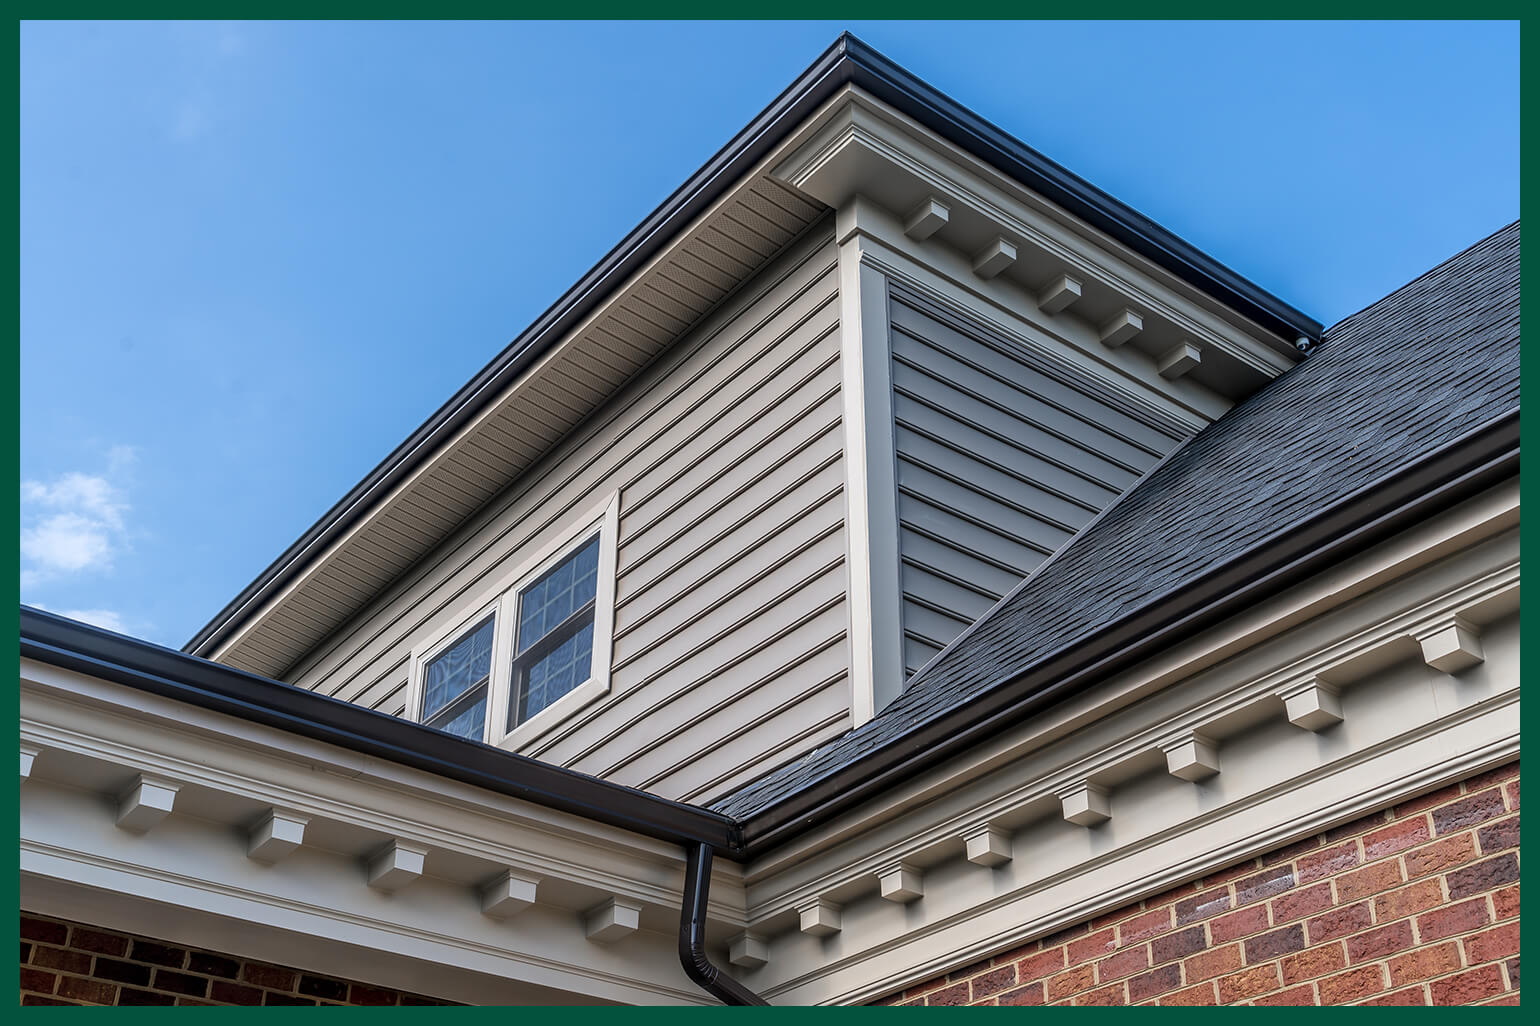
509, 535, 601, 730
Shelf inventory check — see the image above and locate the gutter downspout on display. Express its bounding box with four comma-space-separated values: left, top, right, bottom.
679, 843, 768, 1006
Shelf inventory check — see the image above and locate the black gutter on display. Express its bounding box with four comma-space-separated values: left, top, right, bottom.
679, 844, 769, 1006
733, 409, 1519, 856
186, 31, 1321, 662
22, 606, 742, 859
22, 606, 770, 1005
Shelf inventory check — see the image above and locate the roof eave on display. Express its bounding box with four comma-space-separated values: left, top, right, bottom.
23, 606, 745, 858
186, 31, 1322, 660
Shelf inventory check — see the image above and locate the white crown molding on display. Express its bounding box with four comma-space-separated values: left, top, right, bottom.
18, 660, 747, 929
772, 89, 1297, 385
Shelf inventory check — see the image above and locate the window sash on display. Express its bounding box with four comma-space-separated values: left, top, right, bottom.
424, 679, 489, 739
509, 599, 596, 730
419, 614, 495, 723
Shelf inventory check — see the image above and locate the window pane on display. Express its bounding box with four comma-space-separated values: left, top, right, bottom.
430, 692, 487, 741
518, 620, 594, 723
517, 535, 601, 653
422, 615, 494, 720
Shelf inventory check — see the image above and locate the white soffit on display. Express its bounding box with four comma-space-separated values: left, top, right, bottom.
212, 171, 827, 679
770, 87, 1300, 401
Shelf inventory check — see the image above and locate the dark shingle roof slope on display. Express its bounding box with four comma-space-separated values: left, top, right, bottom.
717, 220, 1520, 819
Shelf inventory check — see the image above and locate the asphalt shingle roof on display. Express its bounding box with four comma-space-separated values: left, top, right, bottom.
716, 220, 1520, 819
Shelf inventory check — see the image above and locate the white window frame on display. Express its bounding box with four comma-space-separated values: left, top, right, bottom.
403, 491, 620, 751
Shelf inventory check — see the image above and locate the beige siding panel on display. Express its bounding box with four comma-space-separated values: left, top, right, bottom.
611, 522, 845, 668
640, 668, 850, 800
288, 244, 838, 700
888, 289, 1185, 678
672, 701, 850, 804
545, 591, 849, 769
588, 630, 848, 781
618, 373, 841, 562
288, 229, 846, 802
615, 459, 845, 627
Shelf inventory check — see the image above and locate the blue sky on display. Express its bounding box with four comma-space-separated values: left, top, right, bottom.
19, 20, 1519, 649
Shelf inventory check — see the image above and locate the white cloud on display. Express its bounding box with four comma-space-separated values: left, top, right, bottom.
58, 608, 127, 633
21, 511, 114, 572
20, 452, 134, 583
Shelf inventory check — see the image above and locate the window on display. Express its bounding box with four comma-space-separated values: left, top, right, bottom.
419, 613, 495, 741
406, 493, 618, 749
510, 534, 600, 730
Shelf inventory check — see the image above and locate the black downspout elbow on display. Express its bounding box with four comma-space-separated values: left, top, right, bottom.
679, 842, 769, 1006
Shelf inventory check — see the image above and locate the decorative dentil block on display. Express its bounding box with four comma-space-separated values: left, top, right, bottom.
904, 197, 950, 241
963, 825, 1012, 867
481, 869, 540, 919
797, 897, 842, 937
1163, 734, 1221, 782
729, 932, 769, 970
1038, 274, 1083, 315
247, 810, 308, 863
1099, 308, 1144, 347
367, 840, 428, 893
584, 897, 642, 944
1417, 620, 1484, 674
1157, 341, 1202, 380
1282, 679, 1343, 732
115, 774, 180, 834
1060, 782, 1112, 827
972, 237, 1018, 279
877, 861, 923, 903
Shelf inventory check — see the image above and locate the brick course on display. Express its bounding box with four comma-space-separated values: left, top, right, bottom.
877, 761, 1519, 1006
18, 914, 454, 1006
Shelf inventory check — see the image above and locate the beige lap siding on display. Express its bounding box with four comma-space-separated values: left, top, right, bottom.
875, 761, 1519, 1007
285, 229, 850, 804
18, 914, 452, 1007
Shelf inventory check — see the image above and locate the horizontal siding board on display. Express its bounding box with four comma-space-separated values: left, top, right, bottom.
615, 460, 844, 626
897, 458, 1077, 549
674, 707, 850, 804
640, 677, 849, 799
890, 297, 1180, 454
545, 597, 848, 769
889, 290, 1172, 681
614, 291, 839, 515
611, 522, 844, 666
588, 635, 849, 786
618, 397, 842, 569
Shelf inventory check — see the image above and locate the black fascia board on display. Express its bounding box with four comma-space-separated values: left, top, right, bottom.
732, 409, 1518, 857
185, 32, 1322, 662
22, 606, 745, 858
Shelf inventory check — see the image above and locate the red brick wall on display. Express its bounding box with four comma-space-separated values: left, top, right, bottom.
19, 913, 454, 1006
878, 761, 1519, 1006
